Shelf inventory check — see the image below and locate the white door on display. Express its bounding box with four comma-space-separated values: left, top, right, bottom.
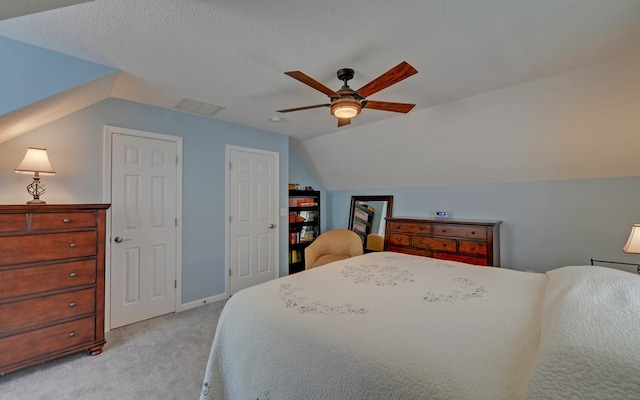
228, 146, 279, 295
110, 133, 178, 328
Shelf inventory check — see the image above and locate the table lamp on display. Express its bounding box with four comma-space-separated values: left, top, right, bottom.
14, 147, 56, 204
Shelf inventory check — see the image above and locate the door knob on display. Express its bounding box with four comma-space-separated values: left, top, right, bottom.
268, 224, 277, 229
114, 236, 131, 243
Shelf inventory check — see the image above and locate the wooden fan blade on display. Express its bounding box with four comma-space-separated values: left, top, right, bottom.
337, 118, 351, 127
284, 71, 339, 97
364, 100, 416, 113
356, 61, 418, 98
277, 104, 330, 113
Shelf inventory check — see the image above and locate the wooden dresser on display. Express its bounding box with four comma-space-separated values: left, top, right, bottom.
0, 204, 110, 375
385, 217, 501, 266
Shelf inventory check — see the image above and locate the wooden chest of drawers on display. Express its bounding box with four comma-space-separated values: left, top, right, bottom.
0, 204, 109, 375
385, 217, 501, 266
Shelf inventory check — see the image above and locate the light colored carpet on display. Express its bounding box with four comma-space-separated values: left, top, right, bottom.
0, 300, 226, 400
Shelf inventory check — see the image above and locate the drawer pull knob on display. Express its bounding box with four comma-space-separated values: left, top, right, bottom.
419, 227, 424, 231
69, 272, 77, 278
442, 229, 447, 233
63, 218, 71, 223
471, 246, 476, 250
419, 239, 423, 244
69, 302, 76, 307
442, 243, 447, 247
471, 231, 476, 235
69, 243, 77, 248
68, 332, 76, 338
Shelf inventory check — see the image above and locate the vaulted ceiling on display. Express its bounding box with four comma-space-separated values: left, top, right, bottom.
2, 0, 640, 141
0, 0, 94, 21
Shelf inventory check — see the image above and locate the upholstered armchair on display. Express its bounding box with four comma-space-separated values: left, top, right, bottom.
365, 233, 384, 252
304, 229, 364, 269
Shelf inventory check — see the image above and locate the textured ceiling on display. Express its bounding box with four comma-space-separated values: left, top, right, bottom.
0, 0, 95, 21
1, 0, 640, 140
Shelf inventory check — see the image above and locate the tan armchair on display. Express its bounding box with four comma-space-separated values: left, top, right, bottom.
304, 229, 364, 269
365, 233, 384, 252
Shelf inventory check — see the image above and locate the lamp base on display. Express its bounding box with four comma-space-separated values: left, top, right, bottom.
26, 176, 47, 205
26, 199, 46, 205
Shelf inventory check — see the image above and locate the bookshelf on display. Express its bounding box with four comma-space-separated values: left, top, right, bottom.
351, 203, 374, 243
288, 190, 320, 274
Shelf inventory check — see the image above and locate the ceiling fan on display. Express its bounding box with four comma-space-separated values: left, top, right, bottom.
277, 61, 418, 127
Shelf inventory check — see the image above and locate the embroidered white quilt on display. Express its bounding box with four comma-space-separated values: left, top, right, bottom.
199, 252, 640, 400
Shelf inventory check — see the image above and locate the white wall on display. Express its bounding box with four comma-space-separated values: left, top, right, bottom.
300, 55, 640, 191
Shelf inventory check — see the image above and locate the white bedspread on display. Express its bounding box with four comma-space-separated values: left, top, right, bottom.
525, 265, 640, 399
199, 252, 640, 400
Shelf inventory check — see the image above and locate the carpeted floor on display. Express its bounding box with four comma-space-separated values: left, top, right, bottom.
0, 300, 226, 400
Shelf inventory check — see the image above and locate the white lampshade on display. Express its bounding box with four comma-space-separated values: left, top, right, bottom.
623, 224, 640, 254
14, 147, 56, 176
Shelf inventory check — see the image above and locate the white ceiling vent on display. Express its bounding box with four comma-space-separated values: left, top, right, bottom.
174, 98, 225, 116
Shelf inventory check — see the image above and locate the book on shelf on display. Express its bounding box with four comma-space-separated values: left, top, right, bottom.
290, 232, 301, 244
288, 198, 318, 207
354, 209, 369, 221
290, 249, 303, 263
353, 221, 367, 234
300, 230, 314, 242
289, 213, 306, 223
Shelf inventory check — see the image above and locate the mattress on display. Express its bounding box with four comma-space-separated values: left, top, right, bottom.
200, 251, 640, 400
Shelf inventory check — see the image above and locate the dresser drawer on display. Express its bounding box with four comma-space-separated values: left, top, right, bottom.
459, 240, 487, 256
31, 212, 97, 231
433, 224, 487, 240
0, 288, 95, 333
411, 236, 457, 252
0, 260, 96, 298
0, 214, 26, 233
388, 233, 410, 246
0, 231, 97, 266
387, 222, 432, 235
0, 317, 95, 368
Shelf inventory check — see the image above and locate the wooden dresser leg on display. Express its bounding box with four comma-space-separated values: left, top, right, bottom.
88, 343, 105, 356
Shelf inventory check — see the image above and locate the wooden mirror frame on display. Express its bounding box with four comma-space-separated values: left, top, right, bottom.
348, 195, 394, 243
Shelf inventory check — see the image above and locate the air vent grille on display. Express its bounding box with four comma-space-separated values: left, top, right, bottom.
174, 98, 225, 116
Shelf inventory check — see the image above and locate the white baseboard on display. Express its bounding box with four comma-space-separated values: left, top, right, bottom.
178, 293, 228, 312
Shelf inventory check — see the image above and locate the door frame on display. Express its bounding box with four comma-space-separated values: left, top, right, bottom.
226, 145, 280, 297
102, 125, 183, 332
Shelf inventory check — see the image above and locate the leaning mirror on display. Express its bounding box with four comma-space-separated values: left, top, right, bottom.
348, 195, 394, 251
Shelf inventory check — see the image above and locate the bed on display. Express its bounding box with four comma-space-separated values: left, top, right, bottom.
200, 251, 640, 400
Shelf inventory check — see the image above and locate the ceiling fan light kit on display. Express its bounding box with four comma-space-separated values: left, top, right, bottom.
331, 97, 361, 119
278, 61, 418, 127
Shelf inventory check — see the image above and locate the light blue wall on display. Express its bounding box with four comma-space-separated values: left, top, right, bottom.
0, 36, 117, 115
289, 144, 327, 233
329, 178, 640, 272
0, 98, 289, 303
